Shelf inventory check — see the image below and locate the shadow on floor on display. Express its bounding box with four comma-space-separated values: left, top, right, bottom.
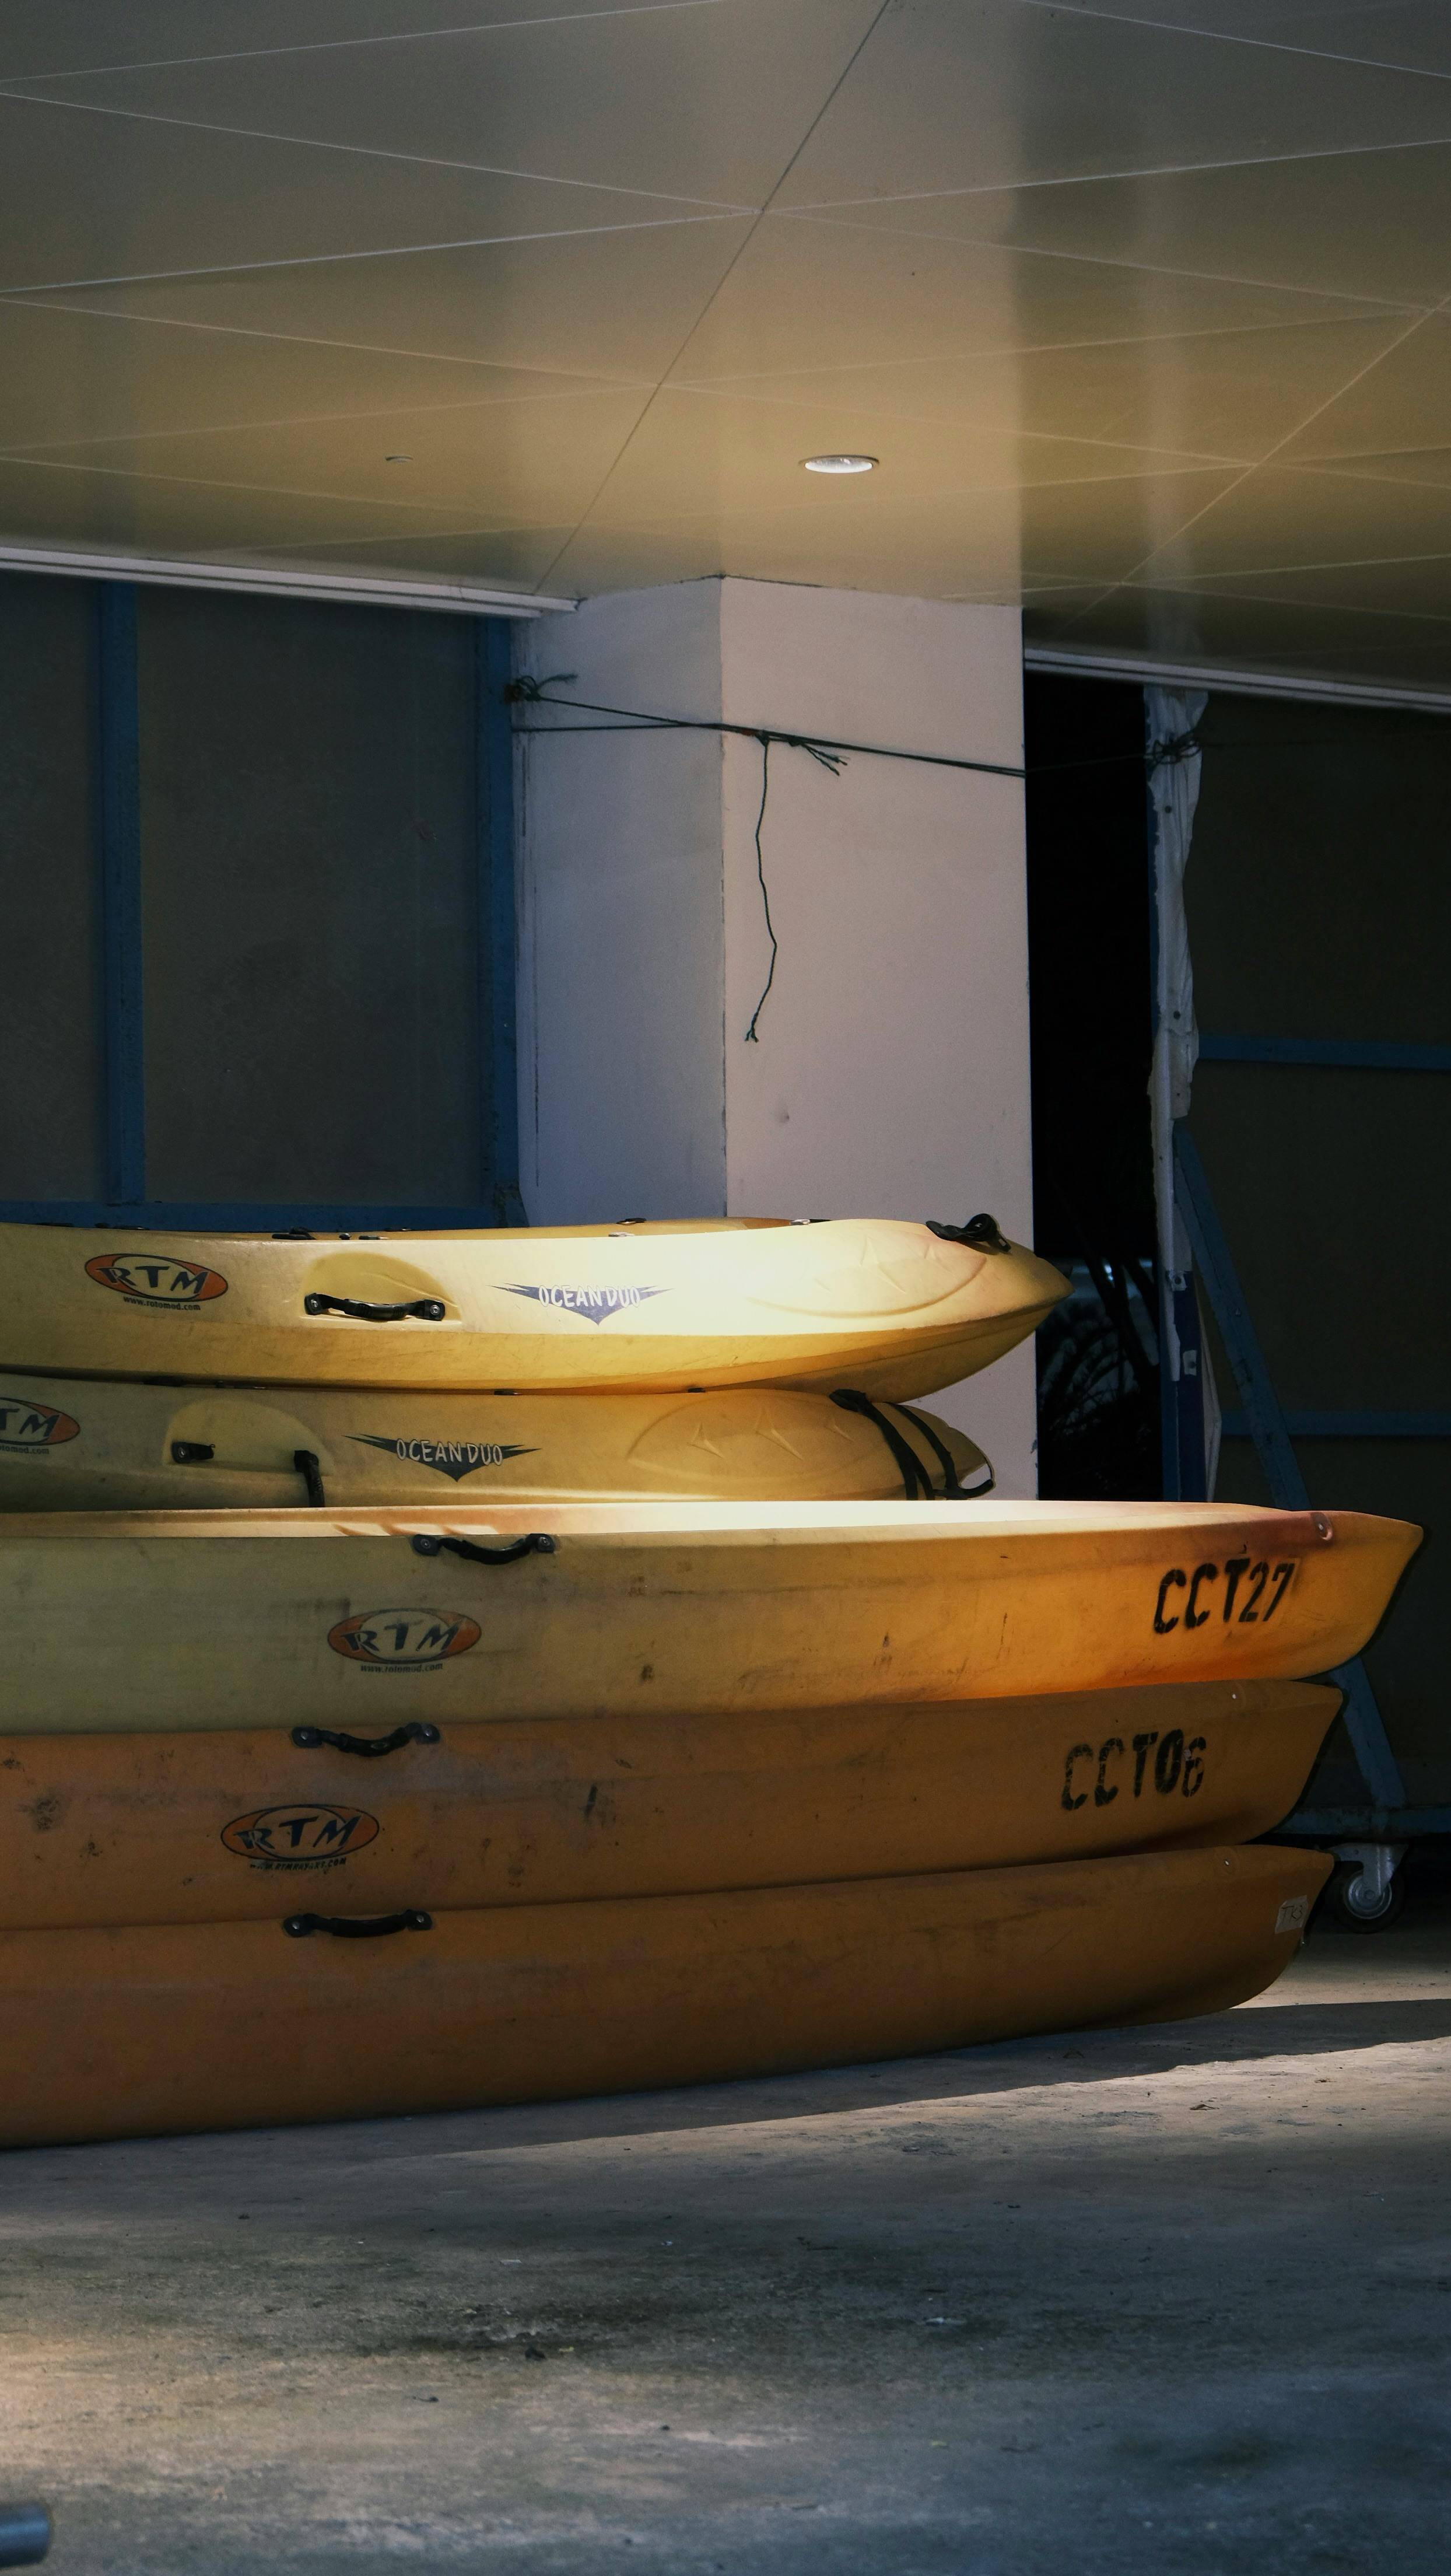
9, 1987, 1449, 2209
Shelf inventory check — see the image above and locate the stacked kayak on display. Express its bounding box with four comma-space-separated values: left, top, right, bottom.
0, 1215, 1420, 2147
1, 1846, 1329, 2150
0, 1374, 989, 1510
0, 1499, 1414, 1732
0, 1215, 1066, 1397
0, 1675, 1340, 1928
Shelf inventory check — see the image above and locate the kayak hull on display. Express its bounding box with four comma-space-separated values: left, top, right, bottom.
0, 1219, 1066, 1397
0, 1374, 987, 1510
0, 1498, 1417, 1734
0, 1843, 1331, 2147
0, 1678, 1336, 1930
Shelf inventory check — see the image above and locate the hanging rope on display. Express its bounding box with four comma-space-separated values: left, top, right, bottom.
745, 737, 776, 1044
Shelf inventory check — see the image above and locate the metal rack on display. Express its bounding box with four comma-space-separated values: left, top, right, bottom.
1169, 1116, 1449, 1919
1144, 682, 1448, 1924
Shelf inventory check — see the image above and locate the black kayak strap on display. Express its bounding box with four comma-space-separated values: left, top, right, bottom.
830, 1388, 994, 1500
891, 1399, 994, 1499
830, 1388, 933, 1499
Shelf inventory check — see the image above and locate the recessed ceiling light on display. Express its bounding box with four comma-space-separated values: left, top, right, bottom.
802, 452, 878, 474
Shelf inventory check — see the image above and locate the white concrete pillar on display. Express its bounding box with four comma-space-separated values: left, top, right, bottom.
516, 578, 1037, 1492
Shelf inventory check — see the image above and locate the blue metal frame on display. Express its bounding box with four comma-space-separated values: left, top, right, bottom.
1191, 1028, 1448, 1838
1200, 1033, 1451, 1073
1173, 1126, 1411, 1821
0, 1199, 524, 1230
1286, 1807, 1451, 1836
1223, 1409, 1451, 1440
2, 594, 521, 1233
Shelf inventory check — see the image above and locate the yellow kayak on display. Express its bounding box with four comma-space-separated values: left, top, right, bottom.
0, 1372, 989, 1510
0, 1844, 1330, 2146
0, 1499, 1417, 1735
0, 1679, 1336, 1930
0, 1216, 1066, 1397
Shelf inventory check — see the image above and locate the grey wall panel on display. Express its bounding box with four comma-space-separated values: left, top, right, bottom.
137, 588, 482, 1206
1189, 691, 1450, 1809
1189, 696, 1451, 1046
0, 573, 103, 1197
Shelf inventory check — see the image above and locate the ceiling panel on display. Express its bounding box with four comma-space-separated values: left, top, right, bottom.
665, 209, 1394, 386
18, 220, 754, 382
776, 0, 1451, 206
0, 93, 723, 297
1298, 446, 1451, 494
1130, 459, 1451, 583
822, 145, 1451, 310
586, 384, 1237, 526
0, 5, 670, 80
0, 296, 635, 452
0, 452, 480, 554
244, 522, 583, 586
675, 306, 1412, 467
5, 1, 882, 211
1026, 577, 1451, 685
5, 384, 654, 526
561, 453, 1237, 587
1029, 3, 1451, 78
1167, 554, 1451, 620
0, 1, 1449, 685
1277, 314, 1451, 466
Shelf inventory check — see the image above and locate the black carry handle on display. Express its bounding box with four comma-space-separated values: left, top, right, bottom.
0, 2505, 50, 2570
411, 1531, 556, 1566
304, 1293, 446, 1322
290, 1722, 440, 1757
172, 1441, 330, 1507
926, 1212, 1011, 1254
283, 1909, 433, 1940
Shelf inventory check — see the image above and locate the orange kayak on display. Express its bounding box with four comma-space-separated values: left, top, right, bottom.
0, 1678, 1337, 1930
0, 1842, 1330, 2147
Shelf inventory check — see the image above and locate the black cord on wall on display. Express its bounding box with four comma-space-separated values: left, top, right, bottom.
507, 674, 1451, 1038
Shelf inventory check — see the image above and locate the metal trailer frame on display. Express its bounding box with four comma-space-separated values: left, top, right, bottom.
1040, 643, 1450, 1919
1164, 1063, 1450, 1922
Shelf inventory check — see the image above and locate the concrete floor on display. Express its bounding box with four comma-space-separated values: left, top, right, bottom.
3, 1872, 1449, 2576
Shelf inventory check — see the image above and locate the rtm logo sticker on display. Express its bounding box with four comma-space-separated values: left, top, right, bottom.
85, 1253, 228, 1308
1063, 1728, 1205, 1812
500, 1283, 664, 1324
350, 1433, 537, 1484
221, 1804, 380, 1870
0, 1396, 79, 1452
328, 1606, 482, 1671
1152, 1556, 1298, 1633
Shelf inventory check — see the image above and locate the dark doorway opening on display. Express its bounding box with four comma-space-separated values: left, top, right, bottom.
1025, 671, 1158, 1500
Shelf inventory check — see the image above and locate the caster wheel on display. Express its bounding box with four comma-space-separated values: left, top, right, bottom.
1323, 1860, 1407, 1934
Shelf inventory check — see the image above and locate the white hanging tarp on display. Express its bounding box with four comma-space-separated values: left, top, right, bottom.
1147, 686, 1207, 1382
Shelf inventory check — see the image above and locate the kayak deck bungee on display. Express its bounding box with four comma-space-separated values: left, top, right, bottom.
0, 1843, 1331, 2147
0, 1679, 1337, 1930
0, 1499, 1417, 1734
0, 1373, 989, 1511
0, 1216, 1067, 1396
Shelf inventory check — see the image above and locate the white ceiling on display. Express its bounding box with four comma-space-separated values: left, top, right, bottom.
5, 1, 1451, 682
